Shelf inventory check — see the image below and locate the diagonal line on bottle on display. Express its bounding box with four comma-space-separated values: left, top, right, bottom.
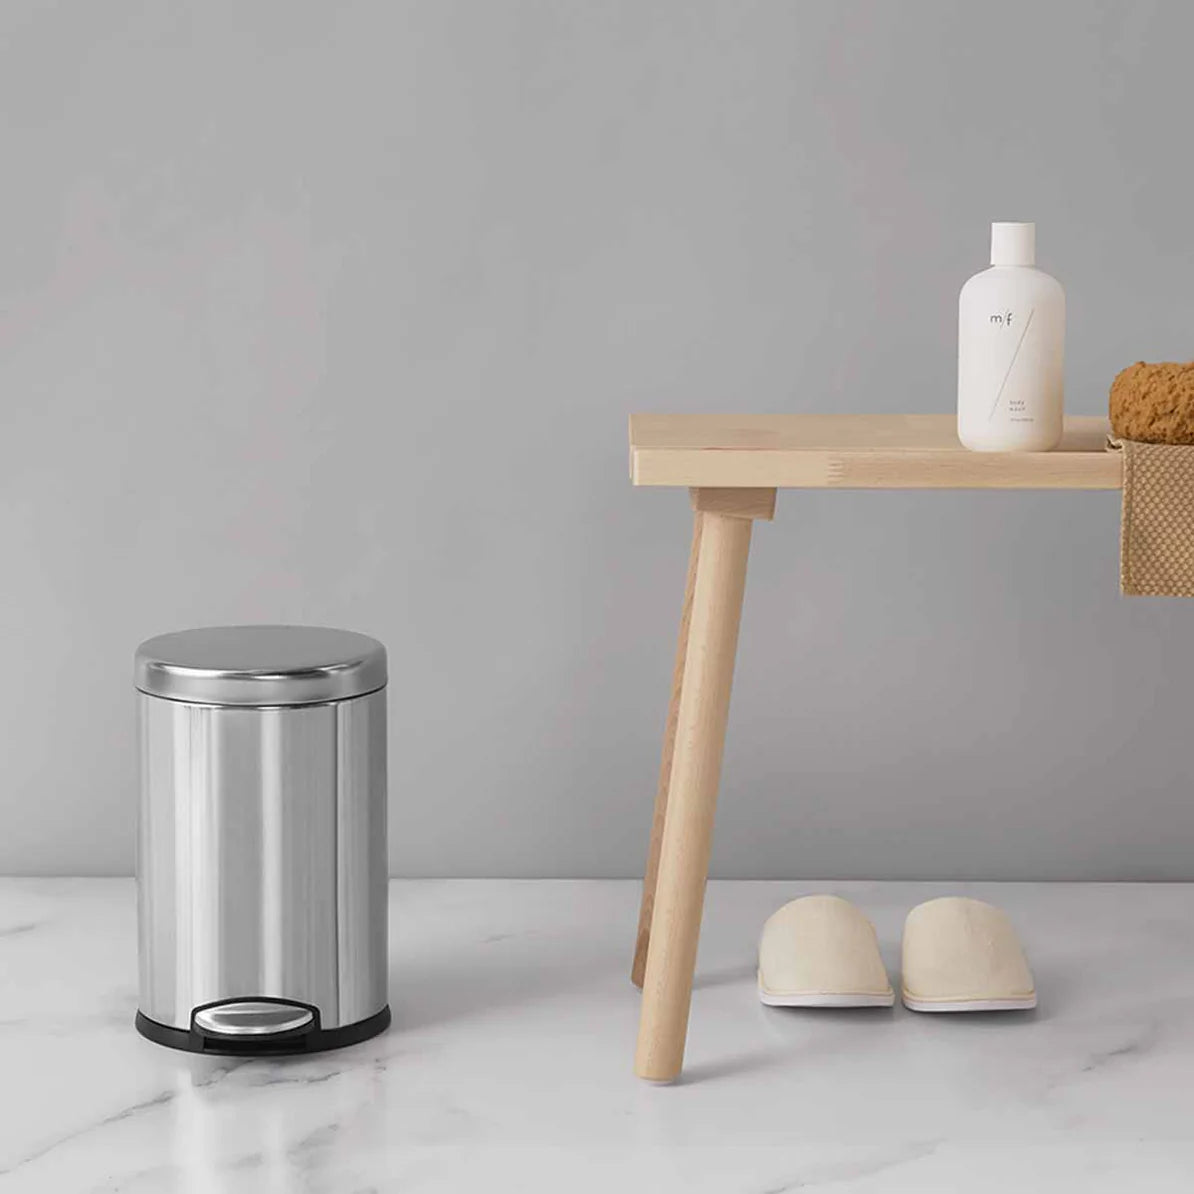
987, 307, 1036, 423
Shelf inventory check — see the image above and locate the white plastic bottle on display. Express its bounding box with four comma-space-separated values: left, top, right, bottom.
957, 222, 1065, 452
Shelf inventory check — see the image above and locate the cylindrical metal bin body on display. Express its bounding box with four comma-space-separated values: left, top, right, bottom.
135, 626, 388, 1054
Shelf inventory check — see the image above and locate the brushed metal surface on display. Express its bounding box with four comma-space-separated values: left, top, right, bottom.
137, 688, 387, 1031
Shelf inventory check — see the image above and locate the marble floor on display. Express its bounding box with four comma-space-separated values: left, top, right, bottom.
1, 879, 1193, 1192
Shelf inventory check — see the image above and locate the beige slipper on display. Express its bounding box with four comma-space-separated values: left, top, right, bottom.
758, 894, 895, 1007
901, 896, 1036, 1013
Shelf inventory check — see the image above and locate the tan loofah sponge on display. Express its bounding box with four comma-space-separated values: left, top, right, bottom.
1110, 361, 1194, 444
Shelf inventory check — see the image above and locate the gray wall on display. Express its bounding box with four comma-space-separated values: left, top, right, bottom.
3, 0, 1193, 879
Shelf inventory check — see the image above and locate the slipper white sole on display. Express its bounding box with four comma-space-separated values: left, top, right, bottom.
901, 897, 1036, 1014
758, 894, 894, 1009
902, 994, 1037, 1013
759, 982, 895, 1009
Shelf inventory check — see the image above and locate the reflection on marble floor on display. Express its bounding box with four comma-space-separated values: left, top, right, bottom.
2, 879, 1193, 1192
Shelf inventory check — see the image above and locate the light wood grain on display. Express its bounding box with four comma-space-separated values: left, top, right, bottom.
635, 510, 753, 1082
630, 414, 1120, 489
690, 486, 777, 520
631, 511, 703, 990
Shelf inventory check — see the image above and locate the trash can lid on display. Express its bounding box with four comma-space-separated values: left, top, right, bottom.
135, 625, 387, 706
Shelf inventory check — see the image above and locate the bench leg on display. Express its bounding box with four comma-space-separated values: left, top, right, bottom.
635, 489, 772, 1082
632, 510, 703, 989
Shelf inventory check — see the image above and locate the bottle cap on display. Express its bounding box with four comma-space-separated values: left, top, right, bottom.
990, 222, 1035, 267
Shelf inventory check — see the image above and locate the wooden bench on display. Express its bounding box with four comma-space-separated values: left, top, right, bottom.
628, 413, 1118, 1082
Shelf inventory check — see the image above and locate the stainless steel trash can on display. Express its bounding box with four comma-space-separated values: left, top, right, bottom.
134, 625, 389, 1054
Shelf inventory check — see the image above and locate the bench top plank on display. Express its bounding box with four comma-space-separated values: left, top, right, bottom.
629, 414, 1120, 489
